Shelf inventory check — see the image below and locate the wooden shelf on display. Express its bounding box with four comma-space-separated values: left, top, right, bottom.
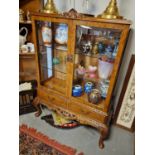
41, 63, 67, 74
19, 21, 32, 24
19, 53, 35, 59
19, 71, 36, 76
71, 93, 105, 110
19, 53, 35, 55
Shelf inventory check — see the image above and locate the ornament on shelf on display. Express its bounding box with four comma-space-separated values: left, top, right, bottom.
63, 0, 84, 18
26, 10, 31, 23
19, 9, 24, 22
97, 0, 123, 19
41, 0, 58, 14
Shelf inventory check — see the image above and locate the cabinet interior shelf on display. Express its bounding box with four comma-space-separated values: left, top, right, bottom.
41, 63, 67, 74
19, 21, 32, 24
19, 71, 36, 76
71, 93, 105, 110
19, 53, 35, 59
19, 53, 35, 55
39, 44, 68, 53
75, 50, 115, 61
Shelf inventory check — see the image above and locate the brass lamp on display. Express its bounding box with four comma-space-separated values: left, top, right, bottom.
97, 0, 123, 19
42, 0, 58, 14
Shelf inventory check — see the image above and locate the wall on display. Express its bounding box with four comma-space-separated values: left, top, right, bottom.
53, 0, 135, 112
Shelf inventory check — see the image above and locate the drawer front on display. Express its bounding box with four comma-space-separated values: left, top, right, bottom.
68, 101, 108, 123
37, 88, 67, 109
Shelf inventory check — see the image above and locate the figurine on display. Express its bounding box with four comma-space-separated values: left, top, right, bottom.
26, 10, 31, 23
92, 42, 98, 54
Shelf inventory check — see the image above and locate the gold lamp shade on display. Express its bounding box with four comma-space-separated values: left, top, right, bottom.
41, 0, 58, 14
97, 0, 123, 19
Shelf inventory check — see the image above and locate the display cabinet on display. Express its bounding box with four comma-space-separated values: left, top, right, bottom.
31, 12, 131, 149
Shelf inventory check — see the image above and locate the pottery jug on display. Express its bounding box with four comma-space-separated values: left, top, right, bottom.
19, 27, 28, 48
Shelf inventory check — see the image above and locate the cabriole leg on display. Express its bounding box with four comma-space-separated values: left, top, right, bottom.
99, 127, 108, 149
32, 97, 42, 117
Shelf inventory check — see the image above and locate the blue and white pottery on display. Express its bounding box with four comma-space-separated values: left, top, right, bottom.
72, 85, 83, 97
41, 22, 52, 47
55, 24, 68, 44
98, 80, 109, 98
98, 42, 105, 54
105, 45, 113, 58
84, 82, 94, 93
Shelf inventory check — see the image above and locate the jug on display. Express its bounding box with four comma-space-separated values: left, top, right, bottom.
19, 27, 28, 48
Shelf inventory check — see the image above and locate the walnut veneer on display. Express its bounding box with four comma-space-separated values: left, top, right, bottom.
31, 12, 131, 149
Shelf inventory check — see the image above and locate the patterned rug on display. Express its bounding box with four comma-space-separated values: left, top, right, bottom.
19, 124, 84, 155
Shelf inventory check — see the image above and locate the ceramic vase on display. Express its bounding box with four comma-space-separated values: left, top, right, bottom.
88, 89, 101, 104
98, 58, 113, 79
72, 85, 83, 97
84, 82, 94, 93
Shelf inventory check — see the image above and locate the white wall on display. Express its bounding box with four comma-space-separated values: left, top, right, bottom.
53, 0, 135, 111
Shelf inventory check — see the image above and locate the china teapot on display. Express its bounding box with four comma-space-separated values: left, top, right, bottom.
19, 27, 28, 48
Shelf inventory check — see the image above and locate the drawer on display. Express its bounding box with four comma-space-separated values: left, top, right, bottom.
68, 101, 108, 123
37, 88, 67, 109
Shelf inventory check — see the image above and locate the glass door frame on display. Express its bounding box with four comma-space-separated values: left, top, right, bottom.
32, 15, 72, 97
70, 20, 130, 111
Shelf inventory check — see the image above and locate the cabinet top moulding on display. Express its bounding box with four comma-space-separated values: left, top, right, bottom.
30, 11, 132, 25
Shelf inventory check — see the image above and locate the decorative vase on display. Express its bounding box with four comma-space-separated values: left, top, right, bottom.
98, 42, 105, 54
72, 85, 83, 97
53, 57, 60, 65
41, 0, 58, 14
55, 24, 68, 44
41, 22, 52, 47
105, 45, 113, 58
98, 58, 113, 79
98, 80, 110, 98
97, 0, 123, 19
19, 27, 28, 48
88, 65, 97, 78
88, 89, 101, 104
84, 82, 94, 93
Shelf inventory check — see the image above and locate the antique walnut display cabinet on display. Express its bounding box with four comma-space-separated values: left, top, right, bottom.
31, 11, 131, 149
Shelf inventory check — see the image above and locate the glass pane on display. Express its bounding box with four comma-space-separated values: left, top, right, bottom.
36, 21, 68, 93
72, 25, 121, 104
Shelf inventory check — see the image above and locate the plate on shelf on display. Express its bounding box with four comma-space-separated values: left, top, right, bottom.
55, 45, 67, 51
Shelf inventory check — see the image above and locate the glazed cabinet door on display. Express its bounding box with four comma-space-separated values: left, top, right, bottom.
32, 16, 71, 97
70, 20, 130, 112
